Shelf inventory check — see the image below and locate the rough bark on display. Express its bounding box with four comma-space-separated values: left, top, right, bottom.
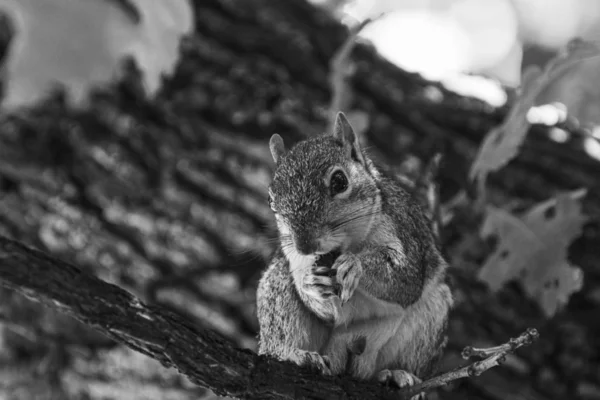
0, 0, 599, 399
0, 235, 434, 400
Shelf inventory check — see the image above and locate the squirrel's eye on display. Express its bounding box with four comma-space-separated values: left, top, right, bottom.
329, 170, 348, 196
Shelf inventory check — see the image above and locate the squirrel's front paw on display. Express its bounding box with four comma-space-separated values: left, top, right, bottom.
332, 253, 363, 303
289, 349, 332, 375
377, 369, 425, 400
302, 265, 337, 301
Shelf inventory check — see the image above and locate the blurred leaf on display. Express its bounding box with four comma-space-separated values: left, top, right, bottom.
469, 38, 600, 191
478, 189, 587, 317
0, 0, 193, 110
535, 40, 600, 126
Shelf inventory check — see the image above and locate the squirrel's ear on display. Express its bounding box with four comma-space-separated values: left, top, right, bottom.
269, 134, 286, 165
332, 112, 353, 141
332, 112, 366, 165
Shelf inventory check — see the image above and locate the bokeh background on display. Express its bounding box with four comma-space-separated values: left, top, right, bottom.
0, 1, 598, 400
316, 0, 600, 158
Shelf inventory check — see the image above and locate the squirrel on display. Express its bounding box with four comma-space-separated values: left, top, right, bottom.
256, 112, 453, 398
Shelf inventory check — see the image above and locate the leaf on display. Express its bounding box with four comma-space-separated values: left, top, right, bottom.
469, 38, 600, 190
478, 189, 588, 317
0, 0, 193, 110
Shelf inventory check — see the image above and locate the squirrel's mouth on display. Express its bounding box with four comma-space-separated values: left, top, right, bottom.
316, 248, 341, 269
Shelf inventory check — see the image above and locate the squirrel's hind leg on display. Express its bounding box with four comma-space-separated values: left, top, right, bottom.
323, 315, 401, 379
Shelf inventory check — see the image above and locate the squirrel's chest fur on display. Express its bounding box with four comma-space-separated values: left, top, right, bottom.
323, 273, 451, 379
285, 248, 452, 379
333, 217, 405, 325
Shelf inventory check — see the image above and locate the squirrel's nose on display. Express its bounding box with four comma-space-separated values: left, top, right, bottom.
295, 235, 317, 255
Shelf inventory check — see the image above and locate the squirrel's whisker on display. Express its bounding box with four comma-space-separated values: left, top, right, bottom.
328, 210, 380, 233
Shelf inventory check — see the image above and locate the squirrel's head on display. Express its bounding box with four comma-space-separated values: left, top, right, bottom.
268, 112, 381, 260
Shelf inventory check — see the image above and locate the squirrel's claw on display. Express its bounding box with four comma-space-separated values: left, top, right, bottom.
303, 266, 337, 299
333, 254, 363, 304
377, 369, 425, 400
290, 349, 332, 376
299, 265, 343, 322
314, 354, 332, 375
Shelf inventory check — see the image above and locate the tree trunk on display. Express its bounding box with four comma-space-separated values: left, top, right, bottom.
0, 0, 598, 399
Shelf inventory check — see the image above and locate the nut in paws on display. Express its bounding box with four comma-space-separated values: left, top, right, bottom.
302, 265, 337, 301
332, 253, 362, 303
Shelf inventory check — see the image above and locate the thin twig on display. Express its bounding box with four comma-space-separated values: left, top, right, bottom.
412, 153, 443, 242
327, 13, 385, 132
399, 328, 540, 399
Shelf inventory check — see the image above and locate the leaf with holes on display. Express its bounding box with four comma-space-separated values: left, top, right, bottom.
478, 189, 587, 317
469, 38, 600, 191
0, 0, 193, 110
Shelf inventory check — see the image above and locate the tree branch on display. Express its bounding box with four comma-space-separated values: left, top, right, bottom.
0, 235, 401, 400
0, 234, 539, 400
